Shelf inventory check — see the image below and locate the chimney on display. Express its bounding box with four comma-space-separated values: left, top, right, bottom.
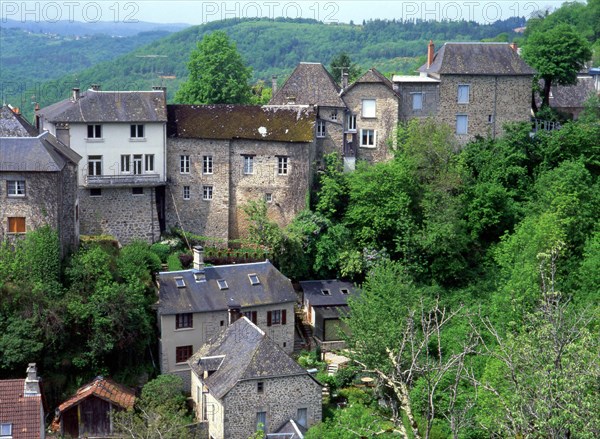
193, 246, 204, 270
72, 88, 80, 101
24, 363, 41, 396
271, 76, 277, 96
427, 40, 435, 69
342, 71, 349, 89
90, 84, 101, 91
509, 42, 518, 52
228, 301, 241, 325
286, 96, 296, 105
34, 102, 40, 112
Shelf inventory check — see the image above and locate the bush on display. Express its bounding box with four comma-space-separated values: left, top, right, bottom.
118, 241, 162, 282
167, 253, 183, 271
178, 253, 193, 268
150, 243, 171, 263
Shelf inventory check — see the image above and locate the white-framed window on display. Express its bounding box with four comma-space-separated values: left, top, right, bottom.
183, 186, 190, 200
362, 99, 376, 118
243, 155, 254, 175
360, 129, 376, 147
0, 423, 12, 437
203, 155, 213, 174
133, 154, 143, 174
278, 156, 288, 175
88, 155, 102, 176
248, 274, 260, 285
145, 154, 154, 172
175, 277, 185, 288
316, 120, 326, 138
297, 408, 308, 428
457, 84, 470, 103
121, 155, 130, 173
87, 124, 102, 138
331, 110, 338, 120
412, 92, 423, 110
7, 180, 25, 197
130, 124, 144, 138
347, 114, 357, 132
180, 155, 190, 174
203, 185, 213, 200
265, 193, 272, 203
456, 115, 468, 135
217, 279, 228, 290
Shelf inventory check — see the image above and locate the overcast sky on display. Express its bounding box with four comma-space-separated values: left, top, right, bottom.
2, 1, 569, 25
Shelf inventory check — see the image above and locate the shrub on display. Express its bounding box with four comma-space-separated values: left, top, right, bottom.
167, 253, 183, 271
178, 253, 193, 268
150, 243, 171, 263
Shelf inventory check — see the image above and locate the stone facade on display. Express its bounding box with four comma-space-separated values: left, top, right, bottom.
394, 80, 440, 121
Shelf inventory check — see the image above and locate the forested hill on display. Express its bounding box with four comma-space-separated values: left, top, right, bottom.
5, 16, 525, 118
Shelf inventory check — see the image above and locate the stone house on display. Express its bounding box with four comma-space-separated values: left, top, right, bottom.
35, 87, 168, 244
414, 41, 536, 142
165, 105, 315, 241
157, 247, 297, 390
189, 316, 322, 439
1, 106, 81, 256
0, 364, 45, 439
536, 69, 600, 120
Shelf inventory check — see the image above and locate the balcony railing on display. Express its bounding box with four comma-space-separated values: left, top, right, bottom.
85, 173, 163, 187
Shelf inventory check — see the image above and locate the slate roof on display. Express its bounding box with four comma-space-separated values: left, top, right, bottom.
342, 68, 400, 98
0, 132, 82, 172
0, 105, 38, 137
269, 62, 345, 107
418, 43, 536, 76
542, 76, 599, 109
158, 261, 296, 316
167, 105, 315, 142
0, 379, 43, 439
300, 279, 358, 307
57, 377, 135, 413
36, 89, 167, 123
189, 317, 316, 399
267, 419, 306, 438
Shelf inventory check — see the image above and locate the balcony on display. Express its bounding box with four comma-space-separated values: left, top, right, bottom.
85, 173, 163, 187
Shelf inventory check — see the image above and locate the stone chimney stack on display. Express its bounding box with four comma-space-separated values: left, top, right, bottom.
152, 86, 167, 100
271, 76, 277, 96
427, 40, 435, 68
193, 246, 204, 271
342, 71, 349, 89
24, 363, 41, 396
72, 88, 80, 101
509, 42, 518, 52
90, 84, 101, 91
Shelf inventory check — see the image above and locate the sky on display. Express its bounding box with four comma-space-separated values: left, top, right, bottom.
1, 1, 570, 25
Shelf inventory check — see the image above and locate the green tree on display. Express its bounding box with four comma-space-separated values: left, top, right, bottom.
175, 31, 252, 104
329, 52, 361, 85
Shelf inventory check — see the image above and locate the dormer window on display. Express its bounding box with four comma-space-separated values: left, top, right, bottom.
340, 288, 349, 295
175, 277, 185, 288
217, 279, 228, 290
194, 272, 206, 282
249, 274, 260, 285
321, 289, 331, 296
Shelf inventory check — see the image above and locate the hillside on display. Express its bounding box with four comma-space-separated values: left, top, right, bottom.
4, 16, 525, 118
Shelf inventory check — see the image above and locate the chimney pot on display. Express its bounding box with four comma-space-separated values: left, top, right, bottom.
271, 76, 278, 96
510, 42, 518, 52
342, 71, 349, 89
193, 246, 204, 270
427, 40, 435, 69
72, 88, 80, 101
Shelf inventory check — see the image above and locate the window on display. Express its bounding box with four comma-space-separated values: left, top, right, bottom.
145, 154, 155, 172
176, 345, 193, 364
121, 155, 130, 173
176, 313, 193, 329
7, 180, 25, 197
362, 99, 376, 118
88, 155, 102, 176
130, 124, 144, 138
456, 115, 468, 135
267, 309, 286, 326
203, 185, 213, 200
7, 217, 25, 234
265, 193, 273, 203
87, 124, 102, 138
132, 187, 144, 195
243, 311, 257, 324
203, 155, 213, 174
347, 114, 357, 132
278, 156, 288, 175
297, 408, 308, 428
360, 129, 376, 147
180, 155, 190, 174
331, 110, 338, 120
243, 155, 254, 175
340, 288, 350, 295
0, 423, 12, 437
133, 154, 143, 174
183, 186, 190, 200
249, 274, 260, 285
412, 92, 423, 110
217, 279, 228, 290
321, 289, 331, 296
488, 114, 494, 123
90, 188, 102, 197
257, 381, 264, 393
175, 277, 185, 288
316, 120, 326, 138
256, 412, 267, 432
457, 84, 470, 103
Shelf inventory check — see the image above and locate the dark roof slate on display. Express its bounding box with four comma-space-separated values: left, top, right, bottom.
0, 132, 82, 172
418, 43, 536, 76
0, 379, 43, 439
269, 62, 345, 107
0, 105, 38, 137
158, 261, 296, 315
167, 105, 314, 142
37, 89, 167, 123
300, 279, 358, 307
547, 76, 598, 109
268, 419, 306, 438
189, 317, 311, 400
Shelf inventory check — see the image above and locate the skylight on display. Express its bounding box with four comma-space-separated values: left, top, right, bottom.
249, 274, 260, 285
217, 279, 228, 290
340, 288, 349, 295
321, 289, 331, 296
175, 277, 185, 288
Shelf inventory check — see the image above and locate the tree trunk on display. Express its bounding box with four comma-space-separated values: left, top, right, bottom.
542, 77, 553, 108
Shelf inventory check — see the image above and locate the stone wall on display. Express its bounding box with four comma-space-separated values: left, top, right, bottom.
316, 106, 345, 166
396, 83, 440, 121
79, 186, 160, 244
58, 163, 79, 255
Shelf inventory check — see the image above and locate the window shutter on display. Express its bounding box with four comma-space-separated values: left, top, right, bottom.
282, 309, 287, 325
252, 311, 257, 324
267, 311, 272, 327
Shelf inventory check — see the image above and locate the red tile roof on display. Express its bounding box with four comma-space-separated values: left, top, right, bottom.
57, 377, 135, 413
0, 379, 43, 439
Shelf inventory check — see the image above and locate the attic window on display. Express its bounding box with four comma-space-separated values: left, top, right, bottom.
217, 279, 228, 290
194, 272, 206, 282
321, 289, 331, 296
249, 274, 260, 285
175, 277, 185, 288
340, 288, 349, 295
